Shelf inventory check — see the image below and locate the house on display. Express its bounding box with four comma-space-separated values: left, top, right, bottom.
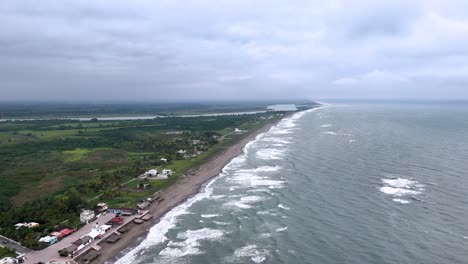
59, 228, 76, 238
14, 222, 39, 229
97, 202, 108, 212
144, 169, 158, 177
39, 235, 58, 245
177, 149, 187, 154
161, 169, 173, 176
192, 140, 201, 145
160, 158, 168, 163
80, 209, 95, 223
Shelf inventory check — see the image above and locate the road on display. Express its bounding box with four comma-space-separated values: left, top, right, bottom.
0, 235, 31, 255
24, 213, 115, 264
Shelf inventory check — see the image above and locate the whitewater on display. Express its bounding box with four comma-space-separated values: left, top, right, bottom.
114, 103, 468, 264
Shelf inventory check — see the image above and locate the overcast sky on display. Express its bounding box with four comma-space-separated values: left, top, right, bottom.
1, 0, 468, 101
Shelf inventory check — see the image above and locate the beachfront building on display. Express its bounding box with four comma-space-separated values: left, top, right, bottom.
80, 209, 95, 223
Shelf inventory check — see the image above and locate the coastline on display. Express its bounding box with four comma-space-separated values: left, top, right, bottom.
98, 115, 287, 264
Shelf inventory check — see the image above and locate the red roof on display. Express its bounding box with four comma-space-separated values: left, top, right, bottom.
60, 228, 74, 236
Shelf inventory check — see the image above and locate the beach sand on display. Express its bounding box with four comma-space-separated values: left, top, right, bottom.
97, 119, 281, 264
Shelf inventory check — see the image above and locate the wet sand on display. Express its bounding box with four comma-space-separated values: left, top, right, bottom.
98, 119, 281, 264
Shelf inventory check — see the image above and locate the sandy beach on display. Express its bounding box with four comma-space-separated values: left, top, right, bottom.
97, 118, 282, 264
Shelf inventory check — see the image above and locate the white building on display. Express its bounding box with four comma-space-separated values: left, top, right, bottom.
161, 169, 173, 176
177, 149, 187, 154
146, 169, 158, 176
160, 158, 168, 163
80, 209, 95, 223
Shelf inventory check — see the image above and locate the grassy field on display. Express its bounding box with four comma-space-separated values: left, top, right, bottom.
0, 113, 284, 208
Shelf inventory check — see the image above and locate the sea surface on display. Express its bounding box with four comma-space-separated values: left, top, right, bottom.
115, 103, 468, 264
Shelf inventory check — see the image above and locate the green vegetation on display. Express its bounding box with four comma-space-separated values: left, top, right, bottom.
0, 110, 288, 249
0, 246, 17, 258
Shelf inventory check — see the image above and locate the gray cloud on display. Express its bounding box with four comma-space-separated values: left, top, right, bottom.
1, 0, 468, 101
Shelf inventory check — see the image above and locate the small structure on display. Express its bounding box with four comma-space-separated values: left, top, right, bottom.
137, 200, 150, 210
192, 140, 201, 145
59, 228, 76, 238
39, 235, 58, 245
65, 244, 78, 256
97, 202, 108, 212
106, 233, 121, 244
81, 249, 100, 263
100, 224, 112, 233
141, 214, 153, 221
160, 158, 168, 163
106, 217, 124, 226
177, 149, 187, 154
0, 257, 17, 264
161, 169, 173, 176
80, 209, 95, 223
118, 225, 131, 233
14, 222, 39, 229
145, 169, 158, 176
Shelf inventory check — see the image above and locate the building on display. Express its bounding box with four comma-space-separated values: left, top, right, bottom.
80, 209, 95, 223
177, 149, 187, 154
38, 235, 58, 245
145, 169, 158, 176
160, 158, 168, 163
161, 169, 173, 176
97, 202, 108, 212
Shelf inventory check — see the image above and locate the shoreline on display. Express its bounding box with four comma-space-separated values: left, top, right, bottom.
98, 115, 287, 264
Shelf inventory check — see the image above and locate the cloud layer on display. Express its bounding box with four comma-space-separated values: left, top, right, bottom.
1, 0, 468, 101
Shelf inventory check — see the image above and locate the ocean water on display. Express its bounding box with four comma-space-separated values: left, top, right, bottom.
114, 103, 468, 264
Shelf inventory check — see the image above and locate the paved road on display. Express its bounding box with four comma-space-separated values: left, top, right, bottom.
24, 214, 115, 264
0, 235, 31, 254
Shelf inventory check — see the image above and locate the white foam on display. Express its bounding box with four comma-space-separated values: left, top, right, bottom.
213, 221, 230, 226
349, 139, 357, 143
392, 199, 410, 204
228, 244, 269, 263
379, 186, 420, 196
379, 178, 424, 203
322, 131, 352, 136
322, 131, 338, 135
256, 148, 284, 160
278, 204, 290, 210
115, 167, 222, 264
382, 178, 418, 188
276, 226, 288, 232
201, 214, 219, 218
223, 195, 266, 209
321, 124, 333, 128
159, 228, 225, 258
116, 107, 323, 264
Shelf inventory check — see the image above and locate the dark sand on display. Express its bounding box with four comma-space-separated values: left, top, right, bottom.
99, 120, 281, 264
